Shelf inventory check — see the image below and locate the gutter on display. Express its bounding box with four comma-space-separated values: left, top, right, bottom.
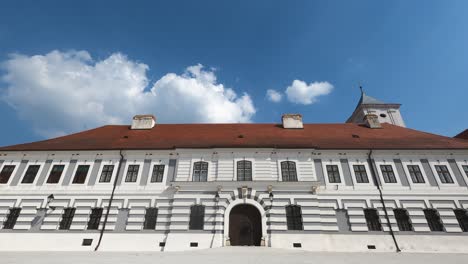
94, 150, 124, 251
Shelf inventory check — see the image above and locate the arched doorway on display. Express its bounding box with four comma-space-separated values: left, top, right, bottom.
229, 204, 262, 246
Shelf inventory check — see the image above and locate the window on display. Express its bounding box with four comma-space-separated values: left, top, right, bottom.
72, 165, 90, 184
151, 165, 165, 183
143, 208, 158, 230
326, 165, 341, 183
189, 205, 205, 230
87, 208, 103, 230
99, 165, 114, 183
3, 208, 21, 229
394, 209, 413, 231
192, 161, 208, 182
364, 209, 382, 231
59, 208, 76, 230
424, 209, 444, 231
21, 165, 40, 184
125, 165, 140, 182
237, 160, 252, 181
281, 161, 297, 182
454, 209, 468, 232
407, 165, 425, 183
0, 165, 15, 184
286, 205, 303, 230
353, 165, 369, 183
380, 165, 397, 183
46, 165, 65, 184
434, 165, 454, 184
462, 165, 468, 178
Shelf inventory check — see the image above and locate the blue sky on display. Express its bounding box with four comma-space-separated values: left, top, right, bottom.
0, 0, 467, 146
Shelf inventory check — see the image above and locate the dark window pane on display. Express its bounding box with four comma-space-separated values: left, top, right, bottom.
380, 165, 397, 183
0, 165, 15, 184
326, 165, 341, 183
193, 162, 208, 182
435, 165, 453, 184
454, 209, 468, 232
125, 165, 140, 182
353, 165, 369, 183
364, 209, 382, 231
87, 208, 103, 230
143, 208, 158, 230
59, 208, 76, 230
151, 165, 165, 182
47, 165, 65, 184
21, 165, 40, 184
407, 165, 425, 183
281, 161, 297, 182
394, 209, 413, 231
3, 208, 21, 229
72, 165, 90, 184
237, 160, 252, 181
99, 165, 114, 183
189, 205, 205, 230
286, 205, 303, 230
463, 165, 468, 178
424, 209, 444, 232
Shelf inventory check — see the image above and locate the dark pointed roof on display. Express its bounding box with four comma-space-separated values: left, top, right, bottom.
351, 89, 400, 114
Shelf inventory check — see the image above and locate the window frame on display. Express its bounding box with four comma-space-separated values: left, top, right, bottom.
285, 205, 303, 231
46, 164, 66, 184
394, 208, 413, 232
236, 159, 253, 181
353, 164, 370, 184
326, 164, 341, 184
401, 160, 430, 188
364, 208, 382, 231
20, 164, 42, 184
59, 207, 76, 230
373, 161, 400, 185
69, 161, 94, 186
433, 164, 455, 184
430, 161, 458, 186
87, 207, 103, 230
0, 164, 17, 184
348, 160, 373, 186
143, 207, 158, 230
192, 161, 209, 182
150, 165, 166, 183
189, 205, 205, 230
423, 208, 444, 232
380, 164, 397, 184
406, 164, 425, 184
124, 163, 141, 183
96, 160, 119, 185
454, 209, 468, 232
72, 164, 91, 184
2, 207, 21, 229
280, 160, 298, 182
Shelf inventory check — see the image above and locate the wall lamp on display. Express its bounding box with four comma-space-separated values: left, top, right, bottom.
269, 192, 274, 202
46, 194, 56, 210
214, 192, 220, 203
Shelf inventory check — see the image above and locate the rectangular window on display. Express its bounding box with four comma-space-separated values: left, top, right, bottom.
353, 165, 369, 183
364, 209, 382, 231
424, 209, 444, 232
143, 208, 158, 230
326, 165, 341, 183
59, 208, 76, 230
0, 165, 15, 184
407, 165, 425, 183
454, 209, 468, 232
189, 205, 205, 230
21, 165, 40, 184
394, 209, 413, 231
87, 208, 103, 230
46, 165, 65, 184
151, 165, 165, 183
72, 165, 90, 184
3, 208, 21, 229
462, 165, 468, 178
281, 161, 298, 182
99, 165, 114, 183
237, 160, 252, 181
380, 165, 397, 183
192, 162, 208, 182
286, 205, 303, 230
125, 165, 140, 182
435, 165, 454, 184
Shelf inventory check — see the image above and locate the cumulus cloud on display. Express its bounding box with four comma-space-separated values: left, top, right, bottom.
285, 80, 333, 105
0, 50, 256, 137
266, 89, 282, 103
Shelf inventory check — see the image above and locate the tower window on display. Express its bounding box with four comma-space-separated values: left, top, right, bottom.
364, 209, 382, 231
59, 208, 76, 230
99, 165, 114, 183
326, 165, 341, 183
237, 160, 252, 181
87, 208, 103, 230
189, 205, 205, 230
192, 161, 208, 182
353, 165, 369, 183
143, 208, 158, 230
151, 165, 165, 182
125, 165, 140, 182
380, 114, 387, 118
407, 165, 425, 183
380, 165, 397, 183
72, 165, 90, 184
0, 165, 15, 184
454, 209, 468, 232
434, 165, 454, 184
281, 161, 297, 182
46, 165, 65, 184
21, 165, 40, 184
394, 209, 413, 231
286, 205, 303, 230
424, 209, 444, 232
3, 208, 21, 229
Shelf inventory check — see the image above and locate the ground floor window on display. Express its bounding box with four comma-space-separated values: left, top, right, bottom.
286, 205, 303, 230
454, 209, 468, 232
424, 209, 444, 232
364, 209, 382, 231
3, 208, 21, 229
189, 205, 205, 230
394, 208, 413, 231
59, 208, 76, 230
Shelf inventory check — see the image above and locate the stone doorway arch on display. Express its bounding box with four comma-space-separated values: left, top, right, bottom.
229, 204, 262, 246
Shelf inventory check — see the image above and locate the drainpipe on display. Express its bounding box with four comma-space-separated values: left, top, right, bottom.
94, 150, 124, 251
367, 149, 401, 252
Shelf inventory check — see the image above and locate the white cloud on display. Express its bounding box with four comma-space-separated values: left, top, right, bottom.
266, 89, 282, 103
0, 50, 256, 137
285, 80, 333, 105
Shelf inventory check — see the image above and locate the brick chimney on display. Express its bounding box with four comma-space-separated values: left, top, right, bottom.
364, 114, 382, 129
282, 114, 303, 129
131, 114, 156, 130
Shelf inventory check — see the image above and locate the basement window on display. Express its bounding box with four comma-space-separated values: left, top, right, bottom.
293, 243, 302, 248
82, 239, 93, 246
190, 242, 198, 247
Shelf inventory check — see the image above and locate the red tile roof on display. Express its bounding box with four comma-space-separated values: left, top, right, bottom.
1, 123, 468, 151
455, 129, 468, 140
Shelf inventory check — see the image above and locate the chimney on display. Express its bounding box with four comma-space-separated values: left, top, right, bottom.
364, 113, 381, 129
282, 114, 303, 129
131, 114, 156, 130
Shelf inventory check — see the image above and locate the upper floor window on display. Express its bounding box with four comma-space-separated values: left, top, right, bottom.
72, 165, 90, 184
407, 165, 425, 183
3, 208, 21, 229
87, 208, 103, 230
192, 161, 208, 182
281, 161, 297, 182
143, 207, 158, 230
394, 208, 413, 231
286, 205, 303, 230
21, 165, 40, 184
353, 165, 369, 183
125, 165, 140, 182
59, 207, 76, 230
99, 165, 114, 183
237, 160, 252, 181
151, 165, 165, 183
380, 165, 397, 183
434, 165, 454, 184
364, 208, 382, 231
326, 165, 341, 183
454, 209, 468, 232
424, 209, 444, 232
0, 165, 15, 184
189, 205, 205, 230
462, 165, 468, 178
46, 165, 65, 184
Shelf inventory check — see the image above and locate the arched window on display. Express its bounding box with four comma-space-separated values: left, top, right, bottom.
281, 161, 297, 182
193, 161, 208, 182
189, 205, 205, 230
286, 205, 303, 230
237, 160, 252, 181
